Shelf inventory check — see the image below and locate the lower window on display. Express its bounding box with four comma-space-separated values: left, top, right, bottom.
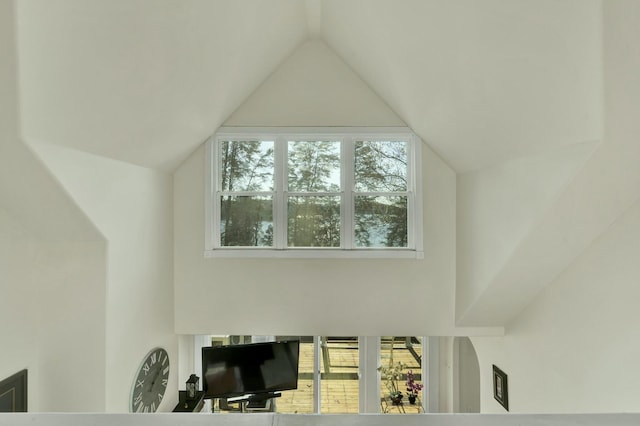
197, 335, 425, 414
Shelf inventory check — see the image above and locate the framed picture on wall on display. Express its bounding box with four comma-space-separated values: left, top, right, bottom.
492, 365, 508, 411
0, 369, 27, 412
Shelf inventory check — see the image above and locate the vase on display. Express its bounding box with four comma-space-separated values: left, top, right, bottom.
390, 393, 403, 405
408, 395, 417, 405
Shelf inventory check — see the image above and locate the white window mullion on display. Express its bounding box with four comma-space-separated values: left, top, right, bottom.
359, 336, 381, 413
405, 135, 415, 250
287, 192, 341, 197
275, 137, 287, 249
313, 336, 321, 413
342, 137, 354, 249
205, 138, 218, 250
412, 137, 424, 257
218, 191, 274, 197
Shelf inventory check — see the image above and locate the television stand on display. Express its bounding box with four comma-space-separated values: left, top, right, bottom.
244, 392, 280, 412
246, 399, 269, 410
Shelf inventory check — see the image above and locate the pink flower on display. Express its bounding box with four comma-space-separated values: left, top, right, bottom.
405, 370, 424, 396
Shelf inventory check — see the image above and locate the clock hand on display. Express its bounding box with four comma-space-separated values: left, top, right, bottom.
149, 368, 161, 390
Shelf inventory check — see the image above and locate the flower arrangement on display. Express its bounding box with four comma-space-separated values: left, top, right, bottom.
378, 361, 406, 401
405, 369, 423, 403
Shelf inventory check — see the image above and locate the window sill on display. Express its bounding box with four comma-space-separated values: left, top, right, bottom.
203, 249, 424, 259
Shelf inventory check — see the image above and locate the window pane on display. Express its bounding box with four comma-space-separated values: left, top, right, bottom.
354, 141, 408, 192
220, 140, 274, 191
220, 196, 273, 246
288, 196, 340, 247
288, 141, 341, 192
354, 196, 407, 247
321, 337, 359, 413
380, 337, 423, 414
273, 336, 315, 414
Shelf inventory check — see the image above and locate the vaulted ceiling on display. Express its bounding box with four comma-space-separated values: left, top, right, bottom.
16, 0, 602, 172
12, 0, 625, 328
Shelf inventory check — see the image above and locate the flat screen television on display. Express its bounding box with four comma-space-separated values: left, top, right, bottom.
202, 340, 300, 400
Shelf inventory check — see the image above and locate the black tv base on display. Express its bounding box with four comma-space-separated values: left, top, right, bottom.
246, 393, 280, 409
223, 392, 280, 412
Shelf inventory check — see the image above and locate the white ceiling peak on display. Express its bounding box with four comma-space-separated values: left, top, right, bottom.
224, 40, 405, 127
16, 0, 603, 174
305, 0, 323, 39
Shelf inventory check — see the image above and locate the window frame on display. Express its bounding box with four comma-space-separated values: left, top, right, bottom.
205, 127, 424, 259
193, 335, 429, 414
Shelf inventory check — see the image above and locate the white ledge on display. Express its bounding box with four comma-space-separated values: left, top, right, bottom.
204, 249, 424, 259
1, 413, 639, 426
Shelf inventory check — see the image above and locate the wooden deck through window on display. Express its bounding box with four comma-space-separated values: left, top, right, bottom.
275, 337, 423, 414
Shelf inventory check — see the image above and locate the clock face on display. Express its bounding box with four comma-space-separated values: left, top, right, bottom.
130, 347, 170, 413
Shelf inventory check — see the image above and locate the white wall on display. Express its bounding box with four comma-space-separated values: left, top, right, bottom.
436, 337, 480, 414
31, 240, 107, 411
1, 0, 106, 412
0, 209, 38, 407
6, 0, 178, 411
473, 198, 640, 413
456, 142, 596, 321
437, 337, 454, 413
224, 41, 405, 127
30, 144, 178, 412
454, 0, 640, 330
454, 337, 480, 413
0, 154, 107, 414
0, 0, 98, 243
469, 0, 640, 414
175, 143, 462, 336
173, 40, 504, 337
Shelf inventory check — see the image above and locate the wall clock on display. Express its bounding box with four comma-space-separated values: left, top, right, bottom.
130, 347, 170, 413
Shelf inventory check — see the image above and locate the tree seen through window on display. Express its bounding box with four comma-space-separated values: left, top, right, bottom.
214, 134, 415, 250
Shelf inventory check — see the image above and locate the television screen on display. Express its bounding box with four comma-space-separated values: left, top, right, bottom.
202, 340, 299, 399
